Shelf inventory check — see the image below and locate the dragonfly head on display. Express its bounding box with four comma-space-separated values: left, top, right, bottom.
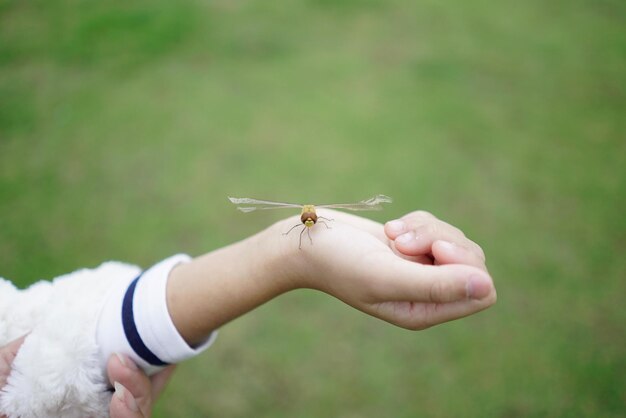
301, 205, 318, 227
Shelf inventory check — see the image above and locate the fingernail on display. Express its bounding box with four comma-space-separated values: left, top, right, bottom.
114, 381, 139, 412
115, 353, 138, 370
386, 220, 406, 234
466, 275, 492, 299
396, 231, 415, 244
113, 381, 125, 400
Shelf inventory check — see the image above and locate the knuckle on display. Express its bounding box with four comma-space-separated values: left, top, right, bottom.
428, 279, 455, 303
448, 224, 466, 238
426, 222, 439, 235
462, 239, 486, 262
428, 280, 442, 303
403, 210, 436, 225
432, 219, 465, 239
416, 221, 439, 237
413, 210, 435, 219
473, 243, 486, 261
428, 279, 464, 303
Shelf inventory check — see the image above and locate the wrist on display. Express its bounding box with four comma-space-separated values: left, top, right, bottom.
241, 227, 297, 296
251, 218, 304, 296
256, 217, 315, 291
166, 228, 297, 346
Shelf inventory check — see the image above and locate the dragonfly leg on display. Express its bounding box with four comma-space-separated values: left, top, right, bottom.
307, 227, 313, 246
318, 220, 332, 229
283, 223, 303, 236
298, 227, 306, 250
318, 216, 334, 222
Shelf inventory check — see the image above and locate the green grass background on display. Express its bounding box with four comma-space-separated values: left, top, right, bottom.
1, 0, 625, 416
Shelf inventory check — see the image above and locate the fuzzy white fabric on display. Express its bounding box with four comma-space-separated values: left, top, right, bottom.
0, 261, 140, 418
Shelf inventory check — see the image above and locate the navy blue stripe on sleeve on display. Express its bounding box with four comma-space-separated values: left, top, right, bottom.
122, 274, 169, 367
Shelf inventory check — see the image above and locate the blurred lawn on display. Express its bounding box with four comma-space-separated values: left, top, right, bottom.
1, 0, 625, 417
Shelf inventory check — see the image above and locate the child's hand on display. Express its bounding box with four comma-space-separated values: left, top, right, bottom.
271, 209, 496, 330
168, 209, 497, 345
108, 354, 176, 418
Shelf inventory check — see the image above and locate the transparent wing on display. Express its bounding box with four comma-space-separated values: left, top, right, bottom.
228, 197, 303, 213
317, 194, 393, 211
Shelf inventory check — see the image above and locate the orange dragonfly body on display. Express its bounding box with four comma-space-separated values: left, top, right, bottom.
228, 195, 392, 249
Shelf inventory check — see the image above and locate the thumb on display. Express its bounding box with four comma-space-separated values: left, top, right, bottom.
364, 252, 494, 303
359, 253, 496, 330
110, 381, 145, 418
0, 335, 28, 389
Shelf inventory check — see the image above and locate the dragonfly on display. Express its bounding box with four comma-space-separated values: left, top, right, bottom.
228, 194, 392, 249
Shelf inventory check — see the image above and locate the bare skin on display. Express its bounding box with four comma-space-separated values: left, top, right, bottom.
168, 209, 496, 347
108, 354, 176, 418
0, 209, 496, 417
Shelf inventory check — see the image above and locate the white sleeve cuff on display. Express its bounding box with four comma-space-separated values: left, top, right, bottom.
96, 254, 218, 375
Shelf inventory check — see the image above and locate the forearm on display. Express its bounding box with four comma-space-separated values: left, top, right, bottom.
166, 229, 293, 347
163, 208, 495, 348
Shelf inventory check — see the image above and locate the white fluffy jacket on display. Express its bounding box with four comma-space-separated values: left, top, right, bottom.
0, 262, 140, 418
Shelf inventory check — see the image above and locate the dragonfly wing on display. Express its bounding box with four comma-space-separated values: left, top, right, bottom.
317, 194, 393, 211
228, 197, 302, 213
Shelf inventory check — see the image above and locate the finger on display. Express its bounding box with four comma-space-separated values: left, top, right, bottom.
107, 354, 153, 416
150, 365, 177, 399
363, 253, 494, 304
431, 240, 488, 272
384, 219, 409, 240
373, 295, 497, 331
394, 224, 485, 262
394, 223, 465, 254
384, 211, 438, 240
386, 211, 486, 261
401, 210, 438, 223
110, 381, 144, 418
389, 239, 434, 265
0, 334, 28, 389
